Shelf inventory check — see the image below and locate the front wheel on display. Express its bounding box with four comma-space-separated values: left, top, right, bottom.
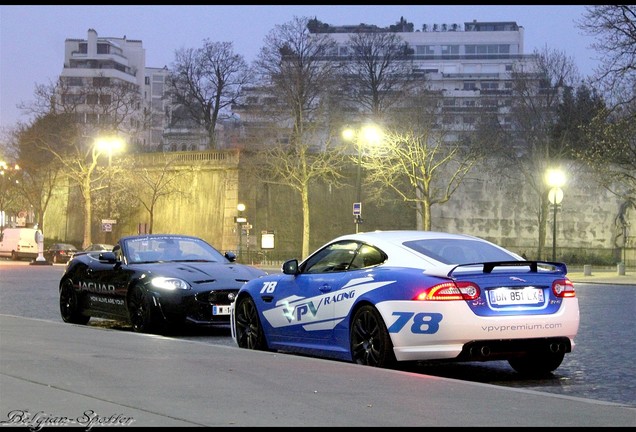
127, 285, 160, 333
350, 305, 395, 368
59, 280, 90, 325
234, 296, 268, 350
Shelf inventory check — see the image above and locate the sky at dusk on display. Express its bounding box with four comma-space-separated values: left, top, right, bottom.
0, 5, 599, 132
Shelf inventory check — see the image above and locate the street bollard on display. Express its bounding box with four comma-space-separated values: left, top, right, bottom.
617, 262, 625, 276
583, 264, 592, 276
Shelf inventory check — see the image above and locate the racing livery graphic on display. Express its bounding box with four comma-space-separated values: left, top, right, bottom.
231, 230, 579, 374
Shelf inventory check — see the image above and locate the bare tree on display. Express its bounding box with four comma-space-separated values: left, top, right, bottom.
495, 47, 581, 259
16, 72, 146, 246
0, 140, 29, 228
167, 41, 251, 149
339, 29, 418, 120
123, 154, 193, 234
577, 5, 636, 108
251, 16, 345, 258
23, 75, 147, 145
9, 118, 64, 232
362, 99, 481, 231
577, 5, 636, 211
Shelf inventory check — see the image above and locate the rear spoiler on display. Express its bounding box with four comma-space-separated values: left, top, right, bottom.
428, 261, 568, 279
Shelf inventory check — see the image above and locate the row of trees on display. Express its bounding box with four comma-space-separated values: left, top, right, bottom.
1, 6, 634, 258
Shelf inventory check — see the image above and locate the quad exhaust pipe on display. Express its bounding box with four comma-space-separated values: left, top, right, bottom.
468, 341, 566, 359
550, 342, 565, 353
470, 345, 491, 357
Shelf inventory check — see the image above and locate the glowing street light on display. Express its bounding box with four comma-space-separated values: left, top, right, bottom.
95, 136, 125, 243
342, 123, 383, 233
545, 168, 566, 261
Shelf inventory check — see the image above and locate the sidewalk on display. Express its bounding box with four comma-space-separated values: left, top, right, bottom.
566, 269, 635, 285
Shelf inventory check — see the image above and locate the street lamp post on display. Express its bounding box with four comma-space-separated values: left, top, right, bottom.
95, 137, 124, 244
235, 203, 246, 261
342, 124, 383, 233
545, 168, 565, 262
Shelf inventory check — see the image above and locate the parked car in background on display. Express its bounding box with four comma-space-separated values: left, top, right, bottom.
59, 234, 267, 334
231, 230, 580, 375
44, 243, 78, 264
83, 243, 114, 252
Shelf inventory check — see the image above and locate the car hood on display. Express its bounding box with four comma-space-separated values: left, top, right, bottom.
143, 261, 267, 285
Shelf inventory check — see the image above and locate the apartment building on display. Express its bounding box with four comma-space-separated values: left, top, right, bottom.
234, 18, 535, 146
59, 20, 534, 152
59, 29, 149, 150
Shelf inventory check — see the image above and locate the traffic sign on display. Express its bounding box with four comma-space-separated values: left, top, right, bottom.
353, 202, 361, 216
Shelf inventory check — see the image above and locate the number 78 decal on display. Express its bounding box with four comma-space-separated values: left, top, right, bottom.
387, 311, 443, 334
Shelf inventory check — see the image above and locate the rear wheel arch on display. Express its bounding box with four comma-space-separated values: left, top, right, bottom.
349, 302, 396, 368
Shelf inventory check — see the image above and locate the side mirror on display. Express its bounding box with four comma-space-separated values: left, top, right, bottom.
282, 259, 299, 275
98, 251, 118, 264
225, 251, 237, 262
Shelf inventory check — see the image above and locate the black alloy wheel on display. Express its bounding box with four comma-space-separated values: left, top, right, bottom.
59, 279, 90, 325
350, 305, 396, 368
234, 296, 268, 350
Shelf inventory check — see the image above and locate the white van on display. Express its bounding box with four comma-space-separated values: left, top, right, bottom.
0, 228, 40, 260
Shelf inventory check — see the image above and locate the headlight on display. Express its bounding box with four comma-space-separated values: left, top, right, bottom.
151, 277, 190, 290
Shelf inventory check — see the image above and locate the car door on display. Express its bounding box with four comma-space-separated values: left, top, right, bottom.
261, 241, 360, 344
79, 256, 131, 318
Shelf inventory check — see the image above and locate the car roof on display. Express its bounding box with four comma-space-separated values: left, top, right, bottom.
119, 234, 201, 242
333, 230, 483, 244
320, 230, 498, 271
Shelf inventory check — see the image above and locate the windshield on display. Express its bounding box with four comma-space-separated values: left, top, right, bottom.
123, 236, 227, 264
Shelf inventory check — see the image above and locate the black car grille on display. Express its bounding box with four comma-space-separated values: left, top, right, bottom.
195, 289, 237, 304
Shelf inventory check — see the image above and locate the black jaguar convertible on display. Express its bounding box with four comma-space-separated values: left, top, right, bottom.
59, 234, 267, 334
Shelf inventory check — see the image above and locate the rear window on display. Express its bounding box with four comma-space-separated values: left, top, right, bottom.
403, 239, 518, 265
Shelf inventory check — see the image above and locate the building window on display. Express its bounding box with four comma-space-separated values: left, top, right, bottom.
61, 93, 85, 104
66, 77, 83, 86
416, 45, 435, 55
152, 82, 164, 97
97, 43, 110, 54
441, 45, 459, 55
463, 82, 478, 90
87, 94, 98, 105
93, 77, 110, 87
465, 44, 511, 55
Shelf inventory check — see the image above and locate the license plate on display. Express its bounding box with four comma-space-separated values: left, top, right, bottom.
489, 287, 544, 305
213, 305, 231, 315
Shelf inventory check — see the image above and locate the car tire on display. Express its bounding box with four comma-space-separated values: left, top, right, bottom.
234, 296, 268, 350
350, 304, 396, 368
508, 351, 565, 375
59, 280, 90, 325
127, 285, 160, 334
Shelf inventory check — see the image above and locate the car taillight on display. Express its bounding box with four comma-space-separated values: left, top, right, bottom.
552, 278, 576, 298
414, 281, 480, 301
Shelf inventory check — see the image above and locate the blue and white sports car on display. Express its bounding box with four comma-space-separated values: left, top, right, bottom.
231, 230, 580, 374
